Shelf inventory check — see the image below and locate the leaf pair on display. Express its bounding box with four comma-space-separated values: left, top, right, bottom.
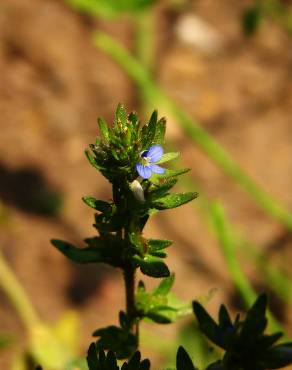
136, 275, 191, 324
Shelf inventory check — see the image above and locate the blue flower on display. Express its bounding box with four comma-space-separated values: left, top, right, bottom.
135, 145, 165, 179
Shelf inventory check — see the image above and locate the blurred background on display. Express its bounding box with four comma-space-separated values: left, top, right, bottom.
1, 0, 292, 369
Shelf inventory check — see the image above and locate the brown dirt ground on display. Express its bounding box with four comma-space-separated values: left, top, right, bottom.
1, 0, 292, 368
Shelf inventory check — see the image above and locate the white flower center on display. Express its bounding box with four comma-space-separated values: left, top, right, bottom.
141, 156, 151, 167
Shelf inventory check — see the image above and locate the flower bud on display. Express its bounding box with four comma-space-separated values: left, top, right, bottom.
130, 180, 145, 202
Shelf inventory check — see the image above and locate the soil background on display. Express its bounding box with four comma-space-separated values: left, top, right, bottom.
1, 0, 292, 369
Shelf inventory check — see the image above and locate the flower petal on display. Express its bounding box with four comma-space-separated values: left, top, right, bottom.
136, 163, 152, 179
147, 145, 164, 162
150, 164, 165, 174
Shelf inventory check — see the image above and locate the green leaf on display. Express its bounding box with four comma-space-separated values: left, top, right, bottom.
150, 168, 190, 183
157, 152, 180, 164
148, 239, 172, 251
51, 239, 103, 263
153, 274, 175, 295
154, 117, 166, 145
193, 301, 221, 348
262, 343, 292, 369
121, 352, 150, 370
134, 255, 170, 278
176, 346, 198, 370
67, 0, 156, 19
218, 305, 232, 329
141, 110, 157, 147
98, 117, 110, 142
151, 192, 198, 210
85, 150, 105, 171
87, 343, 98, 370
115, 103, 128, 128
241, 293, 268, 340
82, 196, 112, 213
148, 178, 177, 200
93, 326, 137, 359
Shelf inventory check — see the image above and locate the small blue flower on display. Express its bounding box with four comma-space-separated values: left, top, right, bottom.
135, 145, 165, 179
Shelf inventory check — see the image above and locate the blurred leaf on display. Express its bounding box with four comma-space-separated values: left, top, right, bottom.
67, 0, 156, 19
152, 274, 174, 295
242, 5, 262, 36
53, 311, 80, 356
136, 275, 191, 324
0, 333, 13, 350
29, 323, 71, 370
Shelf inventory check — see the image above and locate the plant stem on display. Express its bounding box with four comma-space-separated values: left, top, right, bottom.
124, 263, 136, 319
93, 32, 292, 232
0, 250, 40, 329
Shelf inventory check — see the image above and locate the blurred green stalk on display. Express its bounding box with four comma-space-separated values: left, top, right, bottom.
210, 203, 284, 334
93, 32, 292, 232
0, 250, 40, 329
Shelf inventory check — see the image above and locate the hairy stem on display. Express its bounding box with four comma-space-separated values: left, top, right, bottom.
124, 264, 136, 319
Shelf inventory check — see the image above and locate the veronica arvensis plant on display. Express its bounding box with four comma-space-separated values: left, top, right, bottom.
51, 104, 198, 359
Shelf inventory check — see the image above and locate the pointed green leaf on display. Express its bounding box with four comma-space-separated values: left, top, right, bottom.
157, 152, 180, 164
93, 325, 137, 359
241, 293, 268, 340
115, 103, 128, 128
154, 117, 166, 145
127, 351, 141, 370
98, 117, 110, 142
87, 343, 98, 370
258, 333, 283, 351
134, 255, 170, 278
148, 239, 172, 251
193, 301, 221, 347
262, 343, 292, 369
152, 192, 198, 210
148, 178, 177, 200
85, 150, 105, 171
176, 346, 198, 370
51, 239, 103, 263
218, 305, 232, 329
153, 274, 175, 296
150, 168, 190, 183
141, 110, 157, 147
82, 196, 112, 213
